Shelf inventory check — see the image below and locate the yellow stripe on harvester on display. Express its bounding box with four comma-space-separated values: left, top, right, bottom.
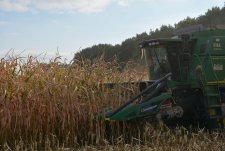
208, 80, 225, 84
105, 118, 111, 121
208, 108, 216, 116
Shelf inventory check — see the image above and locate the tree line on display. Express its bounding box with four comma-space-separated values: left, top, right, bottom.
73, 7, 225, 66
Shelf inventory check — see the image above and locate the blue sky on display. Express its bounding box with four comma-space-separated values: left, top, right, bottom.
0, 0, 224, 62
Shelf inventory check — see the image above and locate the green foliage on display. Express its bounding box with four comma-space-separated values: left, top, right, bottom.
175, 17, 197, 29
75, 32, 149, 65
75, 44, 115, 61
74, 6, 225, 65
150, 25, 174, 39
198, 7, 225, 25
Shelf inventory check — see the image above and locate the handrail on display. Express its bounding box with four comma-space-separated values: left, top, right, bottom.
208, 54, 219, 82
193, 54, 207, 82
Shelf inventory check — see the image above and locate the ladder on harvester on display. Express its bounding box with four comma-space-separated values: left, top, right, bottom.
203, 54, 225, 128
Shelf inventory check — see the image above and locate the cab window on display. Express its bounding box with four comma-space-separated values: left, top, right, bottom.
144, 46, 171, 80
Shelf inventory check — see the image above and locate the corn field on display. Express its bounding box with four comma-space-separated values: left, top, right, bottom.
0, 56, 224, 151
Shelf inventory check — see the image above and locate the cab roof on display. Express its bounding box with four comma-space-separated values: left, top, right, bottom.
139, 38, 182, 49
139, 24, 225, 49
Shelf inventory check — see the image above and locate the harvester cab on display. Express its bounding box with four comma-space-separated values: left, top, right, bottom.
100, 25, 225, 129
140, 38, 184, 81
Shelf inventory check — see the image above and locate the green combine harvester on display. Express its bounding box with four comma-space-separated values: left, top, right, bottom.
100, 25, 225, 129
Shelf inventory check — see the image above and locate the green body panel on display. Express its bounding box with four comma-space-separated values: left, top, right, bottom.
108, 93, 171, 121
189, 29, 225, 82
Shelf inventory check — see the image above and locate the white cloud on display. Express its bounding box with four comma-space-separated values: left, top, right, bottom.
117, 0, 131, 6
34, 0, 112, 13
0, 0, 136, 13
0, 0, 31, 12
